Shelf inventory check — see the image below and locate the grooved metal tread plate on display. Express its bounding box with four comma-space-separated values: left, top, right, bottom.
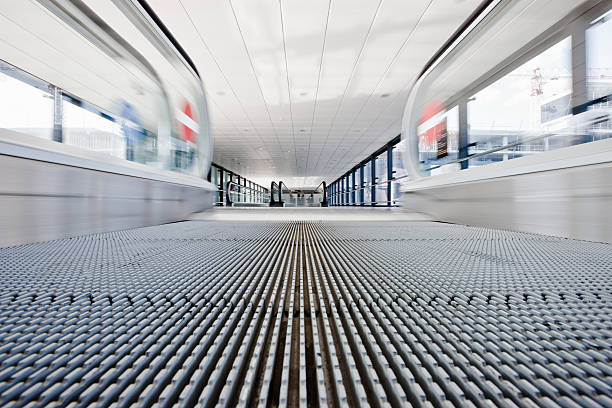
0, 220, 610, 407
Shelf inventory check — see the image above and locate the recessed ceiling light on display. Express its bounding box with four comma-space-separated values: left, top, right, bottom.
300, 92, 308, 96
380, 93, 390, 98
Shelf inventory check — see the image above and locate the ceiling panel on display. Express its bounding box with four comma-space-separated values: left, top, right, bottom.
145, 0, 486, 186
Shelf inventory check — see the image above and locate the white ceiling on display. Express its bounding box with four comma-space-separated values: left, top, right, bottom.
146, 0, 483, 187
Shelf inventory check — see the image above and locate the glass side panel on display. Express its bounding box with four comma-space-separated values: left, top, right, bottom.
376, 153, 387, 182
375, 183, 387, 205
364, 161, 372, 203
391, 144, 405, 203
392, 143, 405, 179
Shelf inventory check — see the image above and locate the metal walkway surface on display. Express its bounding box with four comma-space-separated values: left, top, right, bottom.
0, 219, 611, 407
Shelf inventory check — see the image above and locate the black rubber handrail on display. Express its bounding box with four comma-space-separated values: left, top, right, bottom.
278, 181, 288, 206
269, 181, 282, 207
314, 181, 328, 207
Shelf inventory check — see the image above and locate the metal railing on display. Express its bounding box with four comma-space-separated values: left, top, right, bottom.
225, 181, 270, 206
330, 178, 400, 206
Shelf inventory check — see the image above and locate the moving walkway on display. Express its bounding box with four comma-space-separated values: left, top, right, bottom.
0, 213, 610, 407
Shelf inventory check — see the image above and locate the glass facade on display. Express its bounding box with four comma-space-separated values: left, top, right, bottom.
329, 137, 401, 207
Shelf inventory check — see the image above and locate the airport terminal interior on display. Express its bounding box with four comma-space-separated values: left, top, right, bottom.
0, 0, 611, 407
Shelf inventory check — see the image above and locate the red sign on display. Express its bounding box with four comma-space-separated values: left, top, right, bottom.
178, 102, 198, 143
418, 100, 446, 147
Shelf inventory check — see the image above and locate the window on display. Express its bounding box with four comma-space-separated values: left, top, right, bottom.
62, 100, 125, 159
375, 153, 387, 204
391, 143, 406, 200
467, 37, 573, 166
587, 9, 612, 100
0, 68, 53, 140
364, 161, 372, 204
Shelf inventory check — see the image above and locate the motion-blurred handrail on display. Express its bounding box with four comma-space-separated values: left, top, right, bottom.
422, 112, 611, 172
278, 181, 289, 205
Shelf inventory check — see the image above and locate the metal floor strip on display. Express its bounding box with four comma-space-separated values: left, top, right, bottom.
0, 220, 610, 407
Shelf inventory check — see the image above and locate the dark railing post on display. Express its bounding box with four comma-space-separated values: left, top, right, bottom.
321, 181, 328, 207
270, 181, 277, 206
371, 157, 376, 206
344, 176, 348, 206
387, 145, 393, 206
359, 165, 365, 205
346, 175, 350, 205
218, 167, 224, 206
458, 99, 469, 170
351, 171, 356, 205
